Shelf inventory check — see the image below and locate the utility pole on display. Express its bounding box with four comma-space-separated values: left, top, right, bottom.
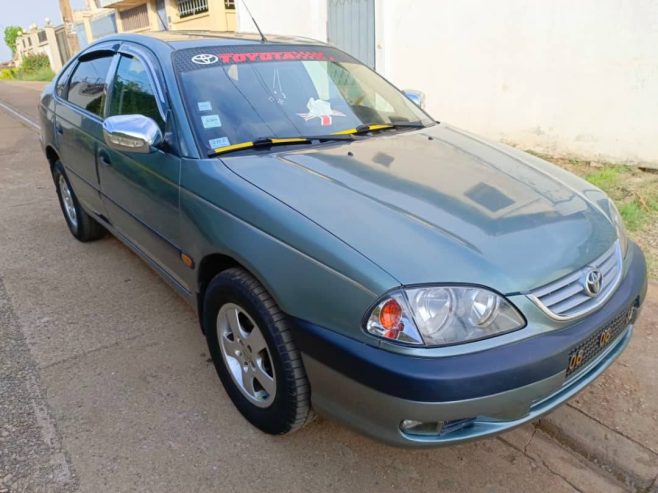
59, 0, 80, 55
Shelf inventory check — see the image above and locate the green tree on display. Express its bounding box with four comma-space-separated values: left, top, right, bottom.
4, 26, 22, 56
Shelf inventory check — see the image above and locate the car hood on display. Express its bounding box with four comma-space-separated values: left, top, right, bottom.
222, 124, 617, 294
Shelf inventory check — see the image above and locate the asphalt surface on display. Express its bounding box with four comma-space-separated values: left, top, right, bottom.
0, 81, 646, 492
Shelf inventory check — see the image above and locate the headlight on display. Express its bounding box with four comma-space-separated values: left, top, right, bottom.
365, 286, 525, 346
608, 201, 628, 257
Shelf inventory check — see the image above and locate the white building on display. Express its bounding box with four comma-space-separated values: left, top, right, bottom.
237, 0, 658, 166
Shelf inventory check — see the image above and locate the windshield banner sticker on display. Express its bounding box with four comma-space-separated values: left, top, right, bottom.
209, 137, 230, 149
191, 51, 333, 66
297, 98, 345, 126
201, 114, 222, 128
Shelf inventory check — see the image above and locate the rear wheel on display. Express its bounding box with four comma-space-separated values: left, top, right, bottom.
52, 161, 105, 242
204, 268, 311, 435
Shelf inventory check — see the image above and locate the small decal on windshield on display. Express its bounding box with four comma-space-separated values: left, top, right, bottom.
201, 114, 222, 129
197, 101, 212, 112
191, 54, 219, 65
297, 98, 345, 126
209, 137, 230, 149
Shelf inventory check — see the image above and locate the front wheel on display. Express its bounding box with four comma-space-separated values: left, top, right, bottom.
204, 268, 311, 435
52, 161, 105, 242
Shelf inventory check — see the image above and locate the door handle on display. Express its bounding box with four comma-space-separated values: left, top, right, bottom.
98, 153, 112, 167
55, 123, 63, 135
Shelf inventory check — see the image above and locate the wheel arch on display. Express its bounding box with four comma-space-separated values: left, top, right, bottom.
45, 145, 60, 171
196, 252, 273, 333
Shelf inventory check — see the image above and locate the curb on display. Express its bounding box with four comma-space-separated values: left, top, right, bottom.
538, 405, 658, 491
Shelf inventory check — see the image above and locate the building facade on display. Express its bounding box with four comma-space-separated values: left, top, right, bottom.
15, 23, 71, 72
14, 0, 236, 72
99, 0, 236, 33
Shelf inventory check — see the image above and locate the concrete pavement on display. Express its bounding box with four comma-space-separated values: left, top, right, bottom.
0, 81, 655, 492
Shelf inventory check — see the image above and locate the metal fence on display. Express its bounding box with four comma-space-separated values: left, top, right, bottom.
177, 0, 209, 18
119, 4, 150, 31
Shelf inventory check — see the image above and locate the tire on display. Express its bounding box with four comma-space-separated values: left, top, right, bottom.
204, 268, 311, 435
52, 161, 105, 242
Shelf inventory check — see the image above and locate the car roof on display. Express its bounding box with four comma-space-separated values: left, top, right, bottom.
99, 30, 327, 51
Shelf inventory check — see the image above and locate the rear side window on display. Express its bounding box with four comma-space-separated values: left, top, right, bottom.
108, 55, 164, 129
67, 55, 114, 117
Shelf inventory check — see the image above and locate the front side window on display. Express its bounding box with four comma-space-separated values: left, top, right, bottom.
67, 55, 114, 117
56, 62, 76, 98
173, 46, 433, 154
108, 55, 163, 129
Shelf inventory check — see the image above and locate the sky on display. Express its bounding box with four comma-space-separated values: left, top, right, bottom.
0, 0, 87, 62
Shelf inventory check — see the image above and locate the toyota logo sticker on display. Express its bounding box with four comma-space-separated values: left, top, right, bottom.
192, 54, 219, 65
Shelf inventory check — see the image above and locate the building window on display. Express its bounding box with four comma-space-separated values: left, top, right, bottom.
177, 0, 209, 18
224, 0, 235, 9
37, 30, 47, 44
119, 4, 150, 31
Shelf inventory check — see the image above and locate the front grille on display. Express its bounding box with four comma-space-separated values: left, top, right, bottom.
529, 241, 622, 320
565, 305, 631, 378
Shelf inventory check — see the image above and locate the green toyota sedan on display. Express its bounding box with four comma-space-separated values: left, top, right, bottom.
38, 31, 647, 447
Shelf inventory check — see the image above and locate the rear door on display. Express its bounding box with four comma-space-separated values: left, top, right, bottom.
98, 44, 188, 290
54, 48, 116, 217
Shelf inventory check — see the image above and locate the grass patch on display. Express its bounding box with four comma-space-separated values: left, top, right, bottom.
585, 166, 627, 193
618, 201, 648, 232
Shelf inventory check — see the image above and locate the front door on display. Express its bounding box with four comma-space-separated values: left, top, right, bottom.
55, 51, 115, 217
99, 49, 187, 290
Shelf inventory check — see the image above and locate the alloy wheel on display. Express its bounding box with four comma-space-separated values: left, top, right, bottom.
217, 303, 277, 407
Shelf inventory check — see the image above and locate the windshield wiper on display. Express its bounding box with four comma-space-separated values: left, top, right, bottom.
337, 121, 426, 136
208, 134, 354, 157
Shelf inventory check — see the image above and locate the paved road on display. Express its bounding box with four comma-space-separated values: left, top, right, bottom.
0, 81, 641, 492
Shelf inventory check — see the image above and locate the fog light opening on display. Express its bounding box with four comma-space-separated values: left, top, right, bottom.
400, 419, 444, 436
400, 417, 476, 437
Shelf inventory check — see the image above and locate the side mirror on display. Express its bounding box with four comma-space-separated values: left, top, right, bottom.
403, 89, 426, 109
102, 115, 163, 154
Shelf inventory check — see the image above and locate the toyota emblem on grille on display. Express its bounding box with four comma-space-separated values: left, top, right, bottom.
583, 269, 603, 297
191, 54, 219, 65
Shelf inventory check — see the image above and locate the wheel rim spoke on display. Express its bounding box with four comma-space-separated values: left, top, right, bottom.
253, 360, 275, 396
242, 366, 256, 395
225, 307, 242, 338
245, 323, 267, 354
221, 331, 241, 358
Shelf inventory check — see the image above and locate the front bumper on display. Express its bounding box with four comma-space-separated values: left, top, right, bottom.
290, 243, 648, 447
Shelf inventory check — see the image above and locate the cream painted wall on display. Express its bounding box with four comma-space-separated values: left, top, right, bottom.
237, 0, 658, 164
379, 0, 658, 165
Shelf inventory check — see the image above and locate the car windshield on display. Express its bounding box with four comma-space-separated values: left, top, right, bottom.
173, 45, 434, 154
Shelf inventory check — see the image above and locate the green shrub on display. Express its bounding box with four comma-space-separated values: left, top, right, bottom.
20, 53, 51, 73
17, 66, 55, 81
0, 68, 16, 80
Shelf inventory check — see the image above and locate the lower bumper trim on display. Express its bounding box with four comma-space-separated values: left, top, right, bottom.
305, 325, 633, 447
